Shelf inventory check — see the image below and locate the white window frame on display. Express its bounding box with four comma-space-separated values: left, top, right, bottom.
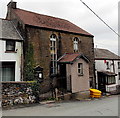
6, 40, 16, 52
73, 37, 79, 52
106, 62, 110, 69
118, 72, 120, 80
118, 62, 120, 69
50, 34, 57, 75
78, 63, 83, 76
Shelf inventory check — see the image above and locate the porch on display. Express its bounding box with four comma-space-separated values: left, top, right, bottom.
97, 71, 117, 93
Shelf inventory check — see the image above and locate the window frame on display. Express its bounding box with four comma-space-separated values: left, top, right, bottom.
118, 62, 120, 69
118, 72, 120, 80
73, 37, 79, 52
50, 34, 57, 75
6, 40, 16, 52
1, 62, 15, 81
78, 63, 83, 76
106, 76, 116, 85
106, 62, 110, 69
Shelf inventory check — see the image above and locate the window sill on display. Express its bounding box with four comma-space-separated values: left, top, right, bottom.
5, 51, 17, 53
106, 83, 116, 85
78, 74, 83, 76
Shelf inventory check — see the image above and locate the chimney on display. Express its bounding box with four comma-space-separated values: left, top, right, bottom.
6, 1, 17, 20
7, 1, 17, 9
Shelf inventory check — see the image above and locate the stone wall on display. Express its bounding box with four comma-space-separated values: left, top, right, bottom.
2, 81, 41, 108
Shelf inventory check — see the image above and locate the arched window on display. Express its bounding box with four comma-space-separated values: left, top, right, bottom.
73, 37, 79, 52
50, 34, 57, 75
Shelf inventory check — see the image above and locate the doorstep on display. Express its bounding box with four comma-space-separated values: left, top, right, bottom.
39, 100, 55, 105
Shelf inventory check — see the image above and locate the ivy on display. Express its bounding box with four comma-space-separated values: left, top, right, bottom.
24, 43, 35, 81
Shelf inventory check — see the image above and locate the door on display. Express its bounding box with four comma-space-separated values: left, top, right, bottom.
67, 75, 72, 92
59, 64, 67, 89
98, 72, 106, 93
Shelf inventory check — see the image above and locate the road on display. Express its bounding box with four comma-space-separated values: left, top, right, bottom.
2, 95, 119, 116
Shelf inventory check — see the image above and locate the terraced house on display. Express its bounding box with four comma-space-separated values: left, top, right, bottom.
5, 1, 95, 94
95, 48, 120, 94
0, 18, 23, 81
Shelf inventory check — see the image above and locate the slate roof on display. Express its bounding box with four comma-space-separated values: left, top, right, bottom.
58, 53, 89, 64
0, 19, 23, 41
13, 8, 93, 37
94, 48, 120, 60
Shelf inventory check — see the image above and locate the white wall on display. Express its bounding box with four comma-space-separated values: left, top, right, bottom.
95, 59, 120, 92
0, 40, 23, 81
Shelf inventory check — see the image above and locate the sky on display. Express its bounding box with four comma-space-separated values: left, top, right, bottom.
0, 0, 119, 55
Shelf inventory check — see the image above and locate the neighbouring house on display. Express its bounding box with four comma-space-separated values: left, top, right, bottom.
5, 1, 95, 94
95, 48, 120, 93
0, 18, 23, 81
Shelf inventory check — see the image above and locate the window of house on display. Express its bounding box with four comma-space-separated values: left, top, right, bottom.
6, 40, 15, 51
107, 76, 116, 85
106, 62, 110, 69
118, 62, 120, 69
1, 62, 15, 81
73, 37, 79, 52
50, 34, 57, 75
119, 72, 120, 80
78, 63, 83, 75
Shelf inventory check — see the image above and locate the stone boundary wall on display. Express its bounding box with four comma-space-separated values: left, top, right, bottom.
2, 81, 40, 108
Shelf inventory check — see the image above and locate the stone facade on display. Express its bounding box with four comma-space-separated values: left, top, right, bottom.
24, 27, 95, 87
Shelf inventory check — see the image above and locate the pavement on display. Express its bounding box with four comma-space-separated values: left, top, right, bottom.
2, 95, 119, 116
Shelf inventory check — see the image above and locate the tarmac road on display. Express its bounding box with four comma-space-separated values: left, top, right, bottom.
2, 95, 119, 116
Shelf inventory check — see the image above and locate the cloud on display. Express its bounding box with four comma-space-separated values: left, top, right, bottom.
0, 0, 119, 54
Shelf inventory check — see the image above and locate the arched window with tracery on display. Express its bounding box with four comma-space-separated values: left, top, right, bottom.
73, 37, 79, 52
50, 34, 57, 75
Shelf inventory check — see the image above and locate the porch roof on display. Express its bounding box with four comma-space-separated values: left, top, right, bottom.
57, 53, 89, 64
98, 71, 117, 76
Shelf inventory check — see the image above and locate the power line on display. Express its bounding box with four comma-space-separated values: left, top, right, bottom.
95, 41, 116, 46
80, 0, 120, 37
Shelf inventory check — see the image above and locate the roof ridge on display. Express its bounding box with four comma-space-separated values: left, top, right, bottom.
95, 48, 118, 55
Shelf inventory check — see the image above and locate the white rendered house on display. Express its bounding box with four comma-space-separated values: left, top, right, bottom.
95, 48, 120, 93
0, 19, 23, 81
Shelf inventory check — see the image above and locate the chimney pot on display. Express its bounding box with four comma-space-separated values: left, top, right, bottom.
7, 1, 17, 9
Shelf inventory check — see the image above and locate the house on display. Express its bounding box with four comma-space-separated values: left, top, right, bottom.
5, 1, 95, 94
0, 19, 23, 81
95, 48, 120, 93
57, 53, 90, 93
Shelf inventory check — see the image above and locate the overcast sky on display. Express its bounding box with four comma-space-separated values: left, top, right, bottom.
0, 0, 119, 54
